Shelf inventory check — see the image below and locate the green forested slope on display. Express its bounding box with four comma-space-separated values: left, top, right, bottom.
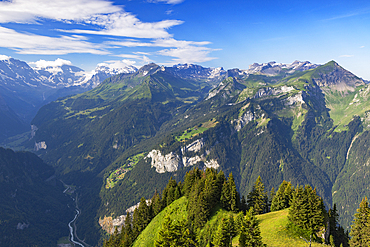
0, 147, 74, 247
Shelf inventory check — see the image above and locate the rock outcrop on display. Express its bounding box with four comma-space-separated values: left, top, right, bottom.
146, 138, 219, 173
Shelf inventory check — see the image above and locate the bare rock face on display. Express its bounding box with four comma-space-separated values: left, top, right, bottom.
253, 86, 295, 99
99, 199, 151, 234
34, 141, 47, 151
204, 159, 220, 169
313, 61, 365, 90
146, 150, 182, 173
285, 93, 305, 105
181, 138, 204, 153
146, 138, 219, 173
234, 110, 255, 131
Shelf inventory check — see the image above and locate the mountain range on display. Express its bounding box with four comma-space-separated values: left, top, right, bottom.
2, 58, 370, 246
0, 56, 137, 142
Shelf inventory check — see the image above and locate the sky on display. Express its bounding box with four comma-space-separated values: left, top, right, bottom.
0, 0, 369, 79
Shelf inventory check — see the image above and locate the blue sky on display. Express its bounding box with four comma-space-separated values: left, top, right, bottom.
0, 0, 369, 79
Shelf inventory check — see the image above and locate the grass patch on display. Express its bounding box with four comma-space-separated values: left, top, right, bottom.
324, 85, 370, 131
257, 117, 270, 128
106, 153, 145, 189
257, 209, 324, 247
175, 118, 218, 142
133, 197, 188, 247
65, 106, 109, 119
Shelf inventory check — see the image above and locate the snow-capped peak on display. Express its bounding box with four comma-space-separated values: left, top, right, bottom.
245, 60, 318, 75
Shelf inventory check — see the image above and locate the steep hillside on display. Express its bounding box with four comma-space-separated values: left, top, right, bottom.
132, 198, 323, 247
21, 60, 370, 244
0, 147, 74, 247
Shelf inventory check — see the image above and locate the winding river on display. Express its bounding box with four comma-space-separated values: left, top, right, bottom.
61, 180, 86, 247
68, 209, 85, 247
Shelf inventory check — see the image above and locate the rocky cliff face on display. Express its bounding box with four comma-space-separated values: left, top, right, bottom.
313, 61, 365, 90
146, 138, 219, 173
253, 85, 295, 98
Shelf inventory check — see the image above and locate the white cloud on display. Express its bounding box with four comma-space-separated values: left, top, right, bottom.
339, 55, 354, 58
29, 58, 73, 69
66, 13, 183, 39
0, 0, 218, 65
115, 54, 153, 64
158, 46, 218, 64
323, 9, 370, 22
0, 26, 109, 55
148, 0, 185, 4
108, 38, 211, 48
110, 38, 216, 65
97, 59, 137, 68
0, 54, 11, 60
0, 0, 183, 39
360, 46, 365, 48
0, 0, 120, 23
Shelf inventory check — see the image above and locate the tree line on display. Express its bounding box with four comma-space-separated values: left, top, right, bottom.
103, 167, 369, 247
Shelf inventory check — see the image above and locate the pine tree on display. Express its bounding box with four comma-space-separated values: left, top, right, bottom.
184, 168, 202, 197
212, 216, 236, 247
271, 181, 293, 212
268, 187, 275, 212
155, 216, 195, 247
221, 180, 231, 210
328, 204, 348, 247
121, 212, 133, 247
228, 173, 239, 213
103, 227, 120, 247
213, 218, 230, 247
151, 189, 163, 217
349, 197, 370, 247
288, 185, 326, 236
132, 197, 151, 239
247, 176, 267, 215
238, 208, 265, 247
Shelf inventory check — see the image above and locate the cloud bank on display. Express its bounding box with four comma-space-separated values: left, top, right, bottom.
0, 0, 217, 65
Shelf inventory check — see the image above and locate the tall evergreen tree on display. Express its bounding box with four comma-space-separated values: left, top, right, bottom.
288, 185, 326, 237
268, 187, 275, 212
349, 197, 370, 247
132, 197, 151, 239
155, 216, 195, 247
228, 173, 239, 213
221, 180, 231, 210
247, 176, 267, 215
328, 204, 349, 247
238, 208, 265, 247
271, 181, 293, 212
213, 215, 236, 247
121, 212, 133, 247
103, 227, 120, 247
151, 189, 163, 217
